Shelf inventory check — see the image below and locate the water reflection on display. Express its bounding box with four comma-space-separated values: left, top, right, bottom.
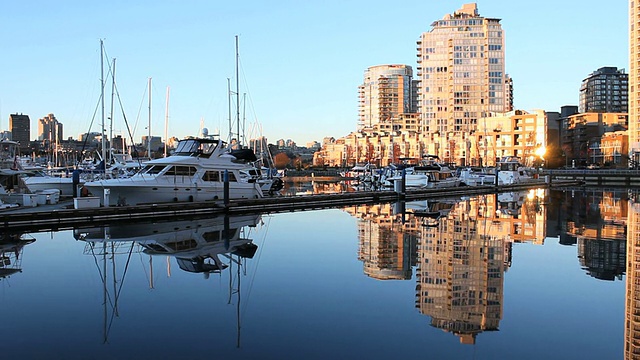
282, 179, 352, 195
0, 232, 35, 281
345, 189, 547, 344
553, 190, 628, 281
74, 214, 262, 277
71, 214, 262, 344
626, 199, 640, 359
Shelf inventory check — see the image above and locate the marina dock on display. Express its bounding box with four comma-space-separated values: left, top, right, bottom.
0, 179, 580, 232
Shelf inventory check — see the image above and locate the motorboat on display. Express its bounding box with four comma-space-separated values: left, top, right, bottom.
458, 167, 496, 186
83, 137, 265, 206
20, 169, 76, 196
380, 156, 460, 189
413, 156, 461, 188
341, 163, 378, 184
239, 165, 284, 195
496, 156, 533, 185
379, 163, 429, 188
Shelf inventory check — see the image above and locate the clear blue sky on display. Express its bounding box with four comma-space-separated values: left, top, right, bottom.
0, 1, 628, 146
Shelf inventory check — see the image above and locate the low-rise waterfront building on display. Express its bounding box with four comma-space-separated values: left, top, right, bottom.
559, 112, 628, 168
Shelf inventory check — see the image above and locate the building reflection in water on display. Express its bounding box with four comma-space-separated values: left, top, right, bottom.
418, 190, 546, 344
283, 179, 353, 196
345, 189, 547, 344
345, 203, 419, 280
556, 189, 628, 281
626, 196, 640, 359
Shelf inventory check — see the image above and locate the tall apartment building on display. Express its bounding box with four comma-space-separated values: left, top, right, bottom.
38, 113, 64, 142
9, 113, 31, 152
579, 67, 628, 113
505, 75, 514, 112
417, 3, 507, 165
630, 0, 640, 164
358, 64, 416, 130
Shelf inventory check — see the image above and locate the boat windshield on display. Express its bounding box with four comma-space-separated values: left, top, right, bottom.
174, 139, 219, 157
140, 165, 166, 175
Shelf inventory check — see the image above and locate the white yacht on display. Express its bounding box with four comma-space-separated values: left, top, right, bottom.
458, 167, 496, 186
496, 156, 533, 185
379, 156, 460, 189
20, 169, 76, 196
341, 163, 378, 184
83, 137, 264, 206
379, 164, 429, 188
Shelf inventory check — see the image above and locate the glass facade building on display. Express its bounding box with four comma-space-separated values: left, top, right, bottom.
579, 67, 628, 113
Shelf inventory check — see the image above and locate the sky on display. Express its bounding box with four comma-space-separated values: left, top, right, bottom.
0, 1, 629, 146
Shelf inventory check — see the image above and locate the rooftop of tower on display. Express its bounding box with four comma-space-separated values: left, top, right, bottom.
430, 3, 501, 27
445, 3, 479, 19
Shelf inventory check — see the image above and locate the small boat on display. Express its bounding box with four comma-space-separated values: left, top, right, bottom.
342, 163, 378, 184
458, 167, 496, 186
379, 163, 428, 188
380, 155, 460, 189
413, 155, 461, 188
496, 156, 533, 185
21, 169, 77, 196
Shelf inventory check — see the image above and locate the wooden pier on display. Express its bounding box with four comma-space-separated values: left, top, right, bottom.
545, 169, 640, 186
0, 179, 580, 232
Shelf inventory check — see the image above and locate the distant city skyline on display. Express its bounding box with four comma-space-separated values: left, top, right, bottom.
0, 1, 627, 145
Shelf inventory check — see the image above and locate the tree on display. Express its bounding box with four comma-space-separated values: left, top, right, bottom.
273, 152, 291, 169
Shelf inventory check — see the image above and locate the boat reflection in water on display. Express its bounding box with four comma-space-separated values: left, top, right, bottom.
74, 214, 262, 276
345, 189, 547, 344
0, 232, 35, 281
73, 214, 262, 344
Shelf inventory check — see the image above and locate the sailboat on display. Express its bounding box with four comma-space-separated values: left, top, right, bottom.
228, 35, 283, 196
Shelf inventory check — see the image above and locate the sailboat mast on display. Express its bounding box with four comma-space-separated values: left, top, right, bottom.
227, 78, 232, 143
164, 86, 170, 157
109, 58, 116, 164
100, 40, 107, 169
148, 77, 152, 158
235, 35, 240, 147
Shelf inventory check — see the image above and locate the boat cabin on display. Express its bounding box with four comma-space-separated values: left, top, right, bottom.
173, 138, 222, 158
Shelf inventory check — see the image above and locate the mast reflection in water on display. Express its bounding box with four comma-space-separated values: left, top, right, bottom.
72, 214, 262, 345
0, 232, 35, 280
2, 187, 635, 359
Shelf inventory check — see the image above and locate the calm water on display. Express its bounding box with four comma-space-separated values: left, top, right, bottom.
0, 187, 635, 359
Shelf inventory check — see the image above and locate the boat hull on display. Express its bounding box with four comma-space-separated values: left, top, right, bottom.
83, 178, 262, 206
23, 177, 79, 196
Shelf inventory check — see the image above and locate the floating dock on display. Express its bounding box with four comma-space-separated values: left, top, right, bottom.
0, 179, 580, 232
